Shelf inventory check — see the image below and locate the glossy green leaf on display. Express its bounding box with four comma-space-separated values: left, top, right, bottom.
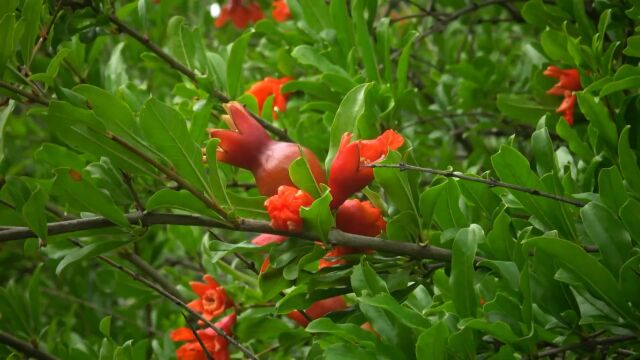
620, 199, 640, 246
291, 45, 349, 78
19, 0, 41, 64
359, 294, 429, 329
227, 30, 253, 98
496, 94, 551, 124
289, 153, 322, 199
524, 236, 640, 329
29, 48, 71, 85
598, 167, 628, 212
450, 225, 481, 318
618, 126, 640, 195
576, 92, 618, 152
146, 189, 223, 220
374, 151, 418, 214
0, 13, 16, 77
139, 97, 211, 196
416, 321, 449, 360
351, 259, 388, 296
53, 168, 129, 227
56, 239, 130, 275
300, 186, 333, 242
22, 185, 48, 241
623, 35, 640, 57
352, 0, 379, 81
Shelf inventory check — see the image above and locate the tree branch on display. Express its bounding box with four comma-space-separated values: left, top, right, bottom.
0, 80, 49, 106
105, 13, 292, 142
367, 163, 587, 207
535, 335, 637, 358
0, 212, 466, 262
0, 330, 60, 360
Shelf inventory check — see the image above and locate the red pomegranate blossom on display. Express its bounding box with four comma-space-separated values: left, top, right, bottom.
287, 296, 348, 327
171, 313, 236, 360
272, 0, 291, 22
329, 130, 404, 208
264, 185, 314, 231
246, 77, 292, 119
215, 0, 264, 29
543, 66, 581, 126
319, 199, 385, 268
187, 275, 232, 321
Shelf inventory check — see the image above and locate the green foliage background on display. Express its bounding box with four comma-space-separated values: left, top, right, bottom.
1, 0, 640, 358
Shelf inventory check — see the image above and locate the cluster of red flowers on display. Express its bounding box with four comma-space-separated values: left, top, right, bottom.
215, 0, 290, 29
171, 275, 235, 360
543, 66, 581, 126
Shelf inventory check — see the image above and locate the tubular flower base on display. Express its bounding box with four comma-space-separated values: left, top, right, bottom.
171, 313, 236, 360
543, 66, 581, 126
287, 296, 348, 327
187, 275, 232, 321
264, 185, 314, 231
246, 77, 292, 119
272, 0, 291, 22
214, 0, 264, 29
209, 102, 325, 196
329, 130, 404, 208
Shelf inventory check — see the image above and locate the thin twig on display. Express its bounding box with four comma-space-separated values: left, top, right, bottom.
0, 330, 60, 360
0, 80, 49, 106
367, 163, 587, 207
105, 13, 291, 142
119, 251, 186, 302
106, 133, 229, 220
535, 335, 637, 358
121, 171, 145, 212
30, 1, 64, 65
66, 238, 258, 360
181, 313, 214, 360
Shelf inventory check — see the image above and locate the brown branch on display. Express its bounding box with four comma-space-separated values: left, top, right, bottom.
30, 1, 64, 65
368, 163, 587, 207
0, 80, 49, 106
0, 212, 463, 262
119, 251, 186, 302
181, 313, 214, 360
105, 13, 291, 142
121, 171, 145, 212
535, 335, 637, 358
0, 330, 60, 360
106, 133, 229, 220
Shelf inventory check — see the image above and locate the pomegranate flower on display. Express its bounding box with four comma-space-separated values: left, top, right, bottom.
287, 296, 348, 327
272, 0, 291, 22
171, 313, 236, 360
329, 130, 404, 208
319, 200, 385, 268
187, 275, 232, 321
246, 77, 292, 119
215, 0, 264, 29
543, 66, 581, 126
264, 185, 314, 231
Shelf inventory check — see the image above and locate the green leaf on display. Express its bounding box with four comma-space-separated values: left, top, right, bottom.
0, 13, 16, 77
496, 94, 551, 124
555, 117, 593, 161
359, 294, 429, 329
56, 239, 130, 275
416, 321, 449, 360
34, 143, 85, 170
139, 97, 211, 196
459, 318, 519, 344
600, 76, 640, 97
291, 45, 350, 78
306, 318, 377, 343
571, 0, 595, 39
485, 209, 515, 261
326, 83, 371, 167
351, 259, 388, 296
300, 186, 333, 242
623, 35, 640, 57
22, 185, 48, 241
0, 100, 15, 164
54, 168, 129, 227
396, 31, 418, 96
618, 126, 640, 195
19, 0, 41, 65
576, 92, 618, 152
29, 48, 71, 85
523, 236, 640, 329
289, 153, 322, 199
226, 30, 252, 98
330, 0, 355, 57
531, 125, 557, 175
373, 151, 418, 214
540, 29, 572, 63
352, 0, 379, 82
598, 167, 628, 212
205, 138, 231, 209
521, 0, 570, 28
386, 211, 420, 242
620, 199, 640, 246
450, 225, 482, 318
581, 202, 633, 274
146, 189, 223, 220
99, 316, 112, 338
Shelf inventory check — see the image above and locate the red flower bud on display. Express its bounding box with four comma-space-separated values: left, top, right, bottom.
543, 66, 581, 126
215, 1, 264, 29
335, 199, 386, 237
264, 185, 314, 231
287, 296, 347, 327
329, 130, 404, 208
246, 77, 291, 119
272, 0, 291, 22
556, 91, 577, 126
